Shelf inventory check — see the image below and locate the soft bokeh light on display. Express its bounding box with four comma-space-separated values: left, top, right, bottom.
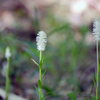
71, 0, 87, 14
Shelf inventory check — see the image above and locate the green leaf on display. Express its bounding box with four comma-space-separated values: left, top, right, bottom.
92, 76, 96, 88
34, 85, 39, 94
38, 80, 41, 89
31, 58, 39, 67
68, 92, 76, 100
41, 70, 46, 78
41, 92, 50, 100
90, 94, 96, 100
42, 85, 56, 97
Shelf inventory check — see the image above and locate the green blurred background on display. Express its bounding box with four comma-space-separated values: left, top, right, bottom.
0, 0, 99, 100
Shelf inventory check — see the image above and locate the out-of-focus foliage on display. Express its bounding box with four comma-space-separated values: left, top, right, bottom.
0, 0, 99, 100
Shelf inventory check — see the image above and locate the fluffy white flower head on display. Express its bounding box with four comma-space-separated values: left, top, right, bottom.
93, 20, 100, 41
36, 31, 47, 51
5, 47, 11, 59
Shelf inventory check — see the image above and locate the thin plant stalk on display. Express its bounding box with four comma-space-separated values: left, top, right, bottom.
39, 50, 42, 100
5, 57, 10, 100
35, 31, 47, 100
96, 41, 99, 100
92, 20, 100, 99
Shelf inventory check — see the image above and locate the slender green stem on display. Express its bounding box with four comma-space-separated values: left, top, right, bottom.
5, 58, 10, 100
39, 50, 42, 100
40, 50, 42, 63
96, 41, 99, 100
39, 69, 41, 100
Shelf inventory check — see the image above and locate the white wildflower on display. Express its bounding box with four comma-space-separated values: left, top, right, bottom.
36, 31, 47, 51
5, 47, 11, 59
93, 20, 100, 41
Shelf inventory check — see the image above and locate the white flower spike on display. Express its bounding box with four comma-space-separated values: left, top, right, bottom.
5, 47, 11, 59
93, 20, 100, 41
36, 31, 47, 51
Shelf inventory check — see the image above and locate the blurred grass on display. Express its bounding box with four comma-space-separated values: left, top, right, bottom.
0, 9, 96, 100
